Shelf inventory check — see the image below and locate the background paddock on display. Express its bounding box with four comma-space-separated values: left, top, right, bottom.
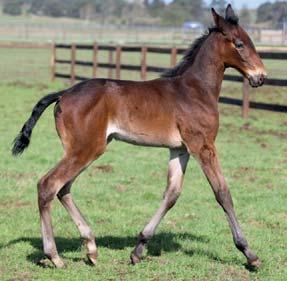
0, 44, 286, 280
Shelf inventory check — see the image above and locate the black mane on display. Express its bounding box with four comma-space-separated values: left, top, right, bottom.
162, 27, 219, 78
226, 14, 239, 25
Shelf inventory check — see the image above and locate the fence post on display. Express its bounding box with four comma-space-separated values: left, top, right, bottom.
141, 46, 147, 81
50, 42, 56, 82
170, 46, 177, 67
115, 46, 122, 80
93, 42, 98, 78
70, 43, 76, 85
242, 78, 250, 118
108, 49, 113, 79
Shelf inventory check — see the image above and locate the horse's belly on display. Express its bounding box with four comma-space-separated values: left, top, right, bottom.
106, 122, 182, 148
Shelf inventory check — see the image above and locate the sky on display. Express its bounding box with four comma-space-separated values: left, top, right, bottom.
165, 0, 278, 9
206, 0, 277, 9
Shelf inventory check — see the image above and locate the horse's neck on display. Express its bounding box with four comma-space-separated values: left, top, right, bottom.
182, 33, 225, 100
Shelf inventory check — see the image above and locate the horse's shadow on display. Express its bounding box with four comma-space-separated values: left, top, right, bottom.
0, 232, 245, 268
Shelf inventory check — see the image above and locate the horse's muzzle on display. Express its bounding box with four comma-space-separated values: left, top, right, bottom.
248, 74, 266, 88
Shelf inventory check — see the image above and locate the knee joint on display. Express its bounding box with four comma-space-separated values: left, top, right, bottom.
165, 187, 181, 209
199, 145, 215, 164
37, 177, 56, 208
215, 189, 233, 209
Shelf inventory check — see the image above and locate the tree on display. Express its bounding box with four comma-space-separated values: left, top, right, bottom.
240, 4, 251, 26
147, 0, 165, 17
3, 0, 24, 15
161, 2, 189, 25
257, 1, 287, 27
160, 0, 204, 25
210, 0, 227, 15
256, 2, 272, 23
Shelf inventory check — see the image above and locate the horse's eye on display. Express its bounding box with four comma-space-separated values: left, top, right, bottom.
235, 40, 244, 49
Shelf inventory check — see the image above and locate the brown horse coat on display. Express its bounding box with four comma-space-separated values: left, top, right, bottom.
12, 5, 266, 269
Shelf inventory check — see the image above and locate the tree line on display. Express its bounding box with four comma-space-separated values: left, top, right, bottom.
2, 0, 287, 27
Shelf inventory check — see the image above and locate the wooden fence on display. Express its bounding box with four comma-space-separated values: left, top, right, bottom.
51, 43, 287, 118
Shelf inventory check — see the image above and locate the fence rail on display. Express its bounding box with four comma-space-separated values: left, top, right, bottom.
51, 42, 287, 117
1, 41, 286, 116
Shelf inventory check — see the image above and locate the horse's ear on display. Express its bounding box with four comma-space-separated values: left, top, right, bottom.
211, 8, 226, 31
225, 4, 239, 24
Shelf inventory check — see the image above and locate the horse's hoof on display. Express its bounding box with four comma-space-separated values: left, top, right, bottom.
87, 253, 98, 265
248, 257, 261, 269
130, 253, 141, 265
51, 257, 65, 268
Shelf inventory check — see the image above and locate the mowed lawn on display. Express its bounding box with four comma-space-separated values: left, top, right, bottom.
0, 48, 287, 280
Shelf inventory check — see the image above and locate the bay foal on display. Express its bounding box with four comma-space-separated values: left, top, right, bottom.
13, 5, 266, 268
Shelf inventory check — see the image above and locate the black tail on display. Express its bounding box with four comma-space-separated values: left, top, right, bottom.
12, 91, 64, 156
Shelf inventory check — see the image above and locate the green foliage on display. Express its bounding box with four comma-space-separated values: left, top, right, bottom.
257, 1, 287, 27
161, 2, 190, 26
3, 0, 25, 15
240, 4, 251, 26
156, 0, 206, 26
146, 0, 165, 17
1, 0, 207, 26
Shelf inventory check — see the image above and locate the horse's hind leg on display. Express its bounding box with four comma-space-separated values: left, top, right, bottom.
37, 152, 96, 268
197, 144, 260, 268
57, 182, 98, 265
131, 148, 189, 264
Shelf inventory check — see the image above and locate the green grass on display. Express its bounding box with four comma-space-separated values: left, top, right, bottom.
0, 47, 287, 280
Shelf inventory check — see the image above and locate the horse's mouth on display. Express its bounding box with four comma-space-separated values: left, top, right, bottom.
248, 74, 266, 88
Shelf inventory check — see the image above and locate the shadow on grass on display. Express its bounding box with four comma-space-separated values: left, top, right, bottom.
0, 232, 249, 269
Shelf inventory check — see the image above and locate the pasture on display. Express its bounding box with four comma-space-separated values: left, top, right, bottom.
0, 47, 286, 281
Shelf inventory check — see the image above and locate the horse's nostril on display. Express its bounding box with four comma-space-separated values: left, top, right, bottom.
248, 74, 266, 87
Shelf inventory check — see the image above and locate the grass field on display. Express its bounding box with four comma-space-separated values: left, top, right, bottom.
0, 48, 286, 281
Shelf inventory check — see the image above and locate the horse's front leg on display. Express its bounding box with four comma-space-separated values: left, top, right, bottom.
195, 143, 260, 268
131, 148, 189, 264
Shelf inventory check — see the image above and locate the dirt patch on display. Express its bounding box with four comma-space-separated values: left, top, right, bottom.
6, 81, 49, 91
265, 221, 281, 229
248, 219, 264, 228
8, 271, 32, 281
115, 184, 127, 192
0, 171, 37, 181
235, 166, 253, 173
0, 200, 32, 209
240, 123, 287, 139
265, 183, 275, 190
96, 219, 109, 224
166, 220, 177, 229
241, 123, 252, 131
220, 265, 250, 281
151, 171, 165, 178
279, 212, 287, 220
248, 176, 258, 183
260, 143, 268, 148
232, 166, 255, 179
88, 165, 114, 176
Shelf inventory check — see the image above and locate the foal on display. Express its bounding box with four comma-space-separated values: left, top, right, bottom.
13, 5, 266, 268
